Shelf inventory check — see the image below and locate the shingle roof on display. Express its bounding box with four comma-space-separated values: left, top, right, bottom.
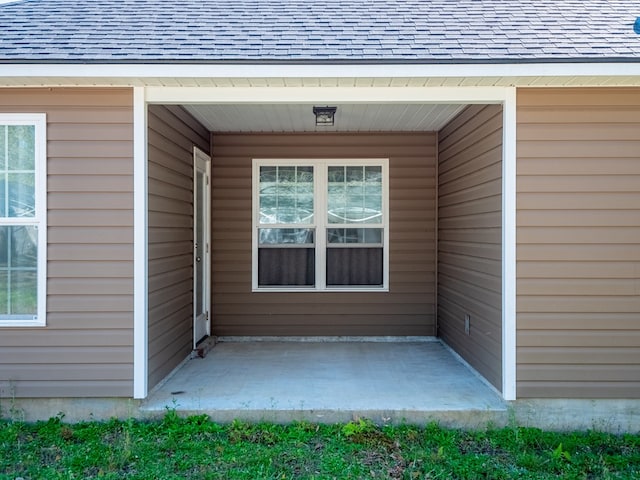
1, 0, 639, 63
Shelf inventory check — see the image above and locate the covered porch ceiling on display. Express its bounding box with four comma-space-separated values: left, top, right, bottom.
146, 83, 514, 135
183, 103, 467, 133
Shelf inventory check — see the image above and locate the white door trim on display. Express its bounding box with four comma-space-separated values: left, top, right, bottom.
193, 147, 212, 348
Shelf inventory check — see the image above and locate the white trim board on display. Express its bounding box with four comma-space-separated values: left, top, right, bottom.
133, 87, 148, 399
502, 88, 517, 401
1, 63, 639, 81
146, 86, 510, 104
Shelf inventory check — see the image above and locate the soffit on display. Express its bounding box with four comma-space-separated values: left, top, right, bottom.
183, 103, 466, 133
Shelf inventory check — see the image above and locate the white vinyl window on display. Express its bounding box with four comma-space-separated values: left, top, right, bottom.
0, 114, 47, 326
252, 158, 389, 291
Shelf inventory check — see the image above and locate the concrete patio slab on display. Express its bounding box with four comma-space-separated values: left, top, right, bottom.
141, 339, 508, 427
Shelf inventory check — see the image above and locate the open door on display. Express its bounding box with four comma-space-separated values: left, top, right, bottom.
193, 147, 211, 347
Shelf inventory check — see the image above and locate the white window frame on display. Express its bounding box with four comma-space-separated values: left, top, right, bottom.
0, 113, 47, 327
252, 158, 389, 292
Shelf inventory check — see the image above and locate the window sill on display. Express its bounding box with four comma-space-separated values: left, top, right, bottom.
252, 287, 389, 293
0, 319, 46, 327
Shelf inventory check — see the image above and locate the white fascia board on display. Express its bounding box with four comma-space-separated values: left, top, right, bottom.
0, 62, 639, 81
145, 86, 509, 104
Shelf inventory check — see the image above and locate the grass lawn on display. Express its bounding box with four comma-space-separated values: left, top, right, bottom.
1, 413, 639, 479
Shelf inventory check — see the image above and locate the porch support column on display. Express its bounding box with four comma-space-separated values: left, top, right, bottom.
502, 87, 517, 401
133, 86, 148, 399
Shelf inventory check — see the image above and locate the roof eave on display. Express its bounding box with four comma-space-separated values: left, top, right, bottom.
1, 60, 639, 88
1, 56, 639, 65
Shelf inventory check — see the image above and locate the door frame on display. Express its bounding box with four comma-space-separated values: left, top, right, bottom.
193, 146, 212, 348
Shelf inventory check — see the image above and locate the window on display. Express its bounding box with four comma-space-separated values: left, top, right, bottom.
253, 159, 388, 291
0, 114, 46, 326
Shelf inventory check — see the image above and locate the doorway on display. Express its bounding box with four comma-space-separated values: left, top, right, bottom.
193, 147, 211, 347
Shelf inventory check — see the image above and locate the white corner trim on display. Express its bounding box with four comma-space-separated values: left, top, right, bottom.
502, 87, 517, 401
133, 87, 148, 399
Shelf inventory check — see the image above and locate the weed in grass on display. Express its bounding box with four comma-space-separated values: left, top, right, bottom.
552, 442, 571, 461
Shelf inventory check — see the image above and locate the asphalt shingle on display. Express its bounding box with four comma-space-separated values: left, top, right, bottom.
0, 0, 638, 62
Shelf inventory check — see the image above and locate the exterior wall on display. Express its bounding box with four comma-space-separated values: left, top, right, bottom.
0, 88, 134, 397
211, 133, 436, 336
147, 105, 209, 390
517, 88, 640, 398
437, 105, 503, 390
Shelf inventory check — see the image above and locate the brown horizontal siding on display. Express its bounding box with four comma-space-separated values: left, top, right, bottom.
0, 88, 134, 398
516, 87, 640, 399
518, 312, 639, 330
0, 380, 132, 398
147, 105, 209, 390
437, 105, 503, 391
211, 133, 436, 336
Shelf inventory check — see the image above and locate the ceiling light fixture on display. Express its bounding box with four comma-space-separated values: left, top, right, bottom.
313, 106, 337, 126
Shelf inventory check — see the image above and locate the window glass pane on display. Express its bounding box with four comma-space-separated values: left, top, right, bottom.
364, 195, 382, 215
297, 166, 313, 182
0, 173, 5, 217
260, 166, 276, 183
258, 248, 315, 286
347, 183, 363, 197
259, 166, 313, 225
11, 226, 37, 268
0, 227, 6, 267
296, 195, 314, 219
327, 228, 382, 244
259, 193, 277, 212
328, 166, 344, 183
364, 228, 383, 244
0, 226, 38, 316
328, 164, 382, 224
296, 181, 313, 195
329, 206, 382, 224
346, 166, 363, 182
0, 271, 6, 314
277, 166, 295, 183
10, 271, 37, 315
7, 172, 35, 218
365, 165, 382, 182
326, 248, 383, 286
259, 228, 314, 245
0, 125, 5, 170
365, 182, 382, 196
0, 226, 38, 268
8, 125, 35, 171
